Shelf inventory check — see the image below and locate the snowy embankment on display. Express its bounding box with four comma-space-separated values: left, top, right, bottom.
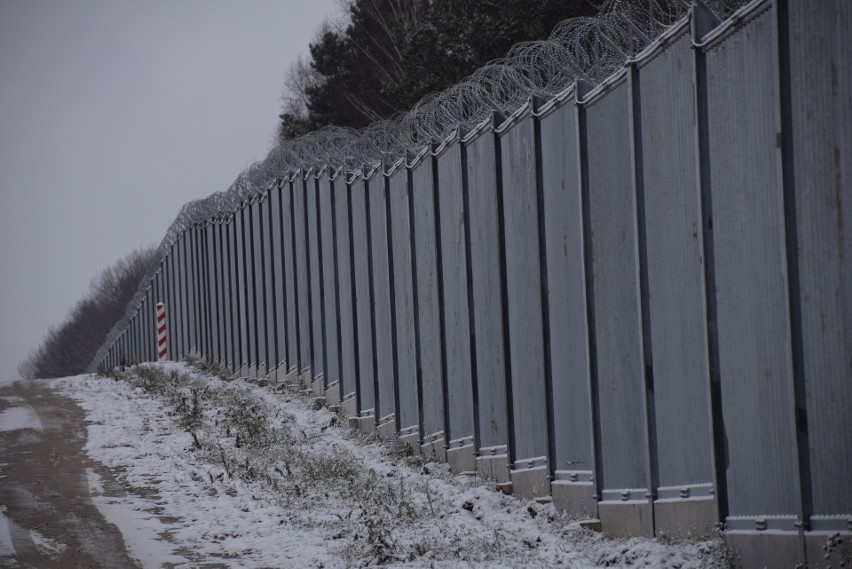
56, 363, 729, 568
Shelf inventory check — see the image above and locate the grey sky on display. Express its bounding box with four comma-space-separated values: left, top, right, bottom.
0, 0, 338, 379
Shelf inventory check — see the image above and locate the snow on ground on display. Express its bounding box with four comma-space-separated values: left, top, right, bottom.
55, 363, 729, 568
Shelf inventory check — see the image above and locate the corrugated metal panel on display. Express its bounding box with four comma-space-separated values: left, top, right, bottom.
281, 184, 300, 371
251, 200, 266, 368
788, 0, 852, 521
261, 195, 278, 370
585, 78, 649, 494
217, 223, 232, 366
307, 177, 325, 381
234, 208, 249, 367
174, 235, 185, 357
294, 180, 312, 372
389, 168, 420, 435
226, 218, 239, 368
260, 195, 278, 373
412, 157, 445, 441
638, 31, 714, 489
207, 225, 218, 360
241, 207, 255, 366
270, 189, 287, 369
539, 99, 595, 477
465, 130, 509, 451
499, 115, 549, 465
207, 223, 220, 361
175, 230, 189, 351
318, 173, 340, 387
352, 179, 376, 414
437, 141, 475, 444
705, 3, 800, 517
369, 175, 395, 421
334, 177, 357, 398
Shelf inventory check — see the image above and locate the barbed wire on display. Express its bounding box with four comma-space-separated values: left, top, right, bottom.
87, 0, 749, 373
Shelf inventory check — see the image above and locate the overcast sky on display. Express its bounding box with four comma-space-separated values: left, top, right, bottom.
0, 0, 338, 379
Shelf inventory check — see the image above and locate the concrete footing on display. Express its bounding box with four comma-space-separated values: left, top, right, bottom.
725, 531, 803, 569
311, 377, 324, 397
447, 443, 476, 474
805, 531, 852, 569
376, 418, 396, 439
239, 365, 249, 378
284, 367, 300, 384
421, 438, 447, 463
350, 414, 375, 433
399, 430, 420, 453
510, 466, 550, 501
653, 497, 717, 540
341, 397, 358, 420
298, 369, 312, 387
477, 454, 510, 483
552, 481, 597, 519
325, 383, 341, 406
598, 500, 654, 538
257, 363, 267, 378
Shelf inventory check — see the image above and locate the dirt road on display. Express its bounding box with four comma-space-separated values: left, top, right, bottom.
0, 379, 140, 568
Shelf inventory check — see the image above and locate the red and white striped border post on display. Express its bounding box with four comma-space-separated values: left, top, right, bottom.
156, 302, 167, 361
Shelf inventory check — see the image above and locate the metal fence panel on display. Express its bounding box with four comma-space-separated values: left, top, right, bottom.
249, 200, 265, 369
192, 228, 203, 355
236, 211, 250, 365
227, 216, 241, 370
499, 115, 549, 466
211, 224, 222, 361
585, 78, 650, 496
369, 174, 395, 422
437, 141, 475, 445
539, 98, 594, 478
294, 180, 312, 373
705, 3, 799, 519
389, 167, 419, 436
788, 0, 852, 523
307, 176, 325, 383
281, 184, 300, 373
218, 223, 232, 366
177, 233, 188, 357
638, 31, 714, 491
206, 223, 219, 361
270, 188, 287, 370
334, 176, 357, 399
254, 200, 268, 369
411, 155, 445, 444
239, 208, 254, 367
262, 189, 281, 374
351, 178, 376, 415
319, 173, 340, 389
465, 129, 509, 453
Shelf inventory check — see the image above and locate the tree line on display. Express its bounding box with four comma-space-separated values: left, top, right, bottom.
18, 247, 158, 379
278, 0, 600, 141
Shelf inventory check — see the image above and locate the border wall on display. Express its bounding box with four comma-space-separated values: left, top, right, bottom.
93, 1, 851, 567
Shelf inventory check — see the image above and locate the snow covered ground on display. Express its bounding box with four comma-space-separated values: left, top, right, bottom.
53, 363, 730, 568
